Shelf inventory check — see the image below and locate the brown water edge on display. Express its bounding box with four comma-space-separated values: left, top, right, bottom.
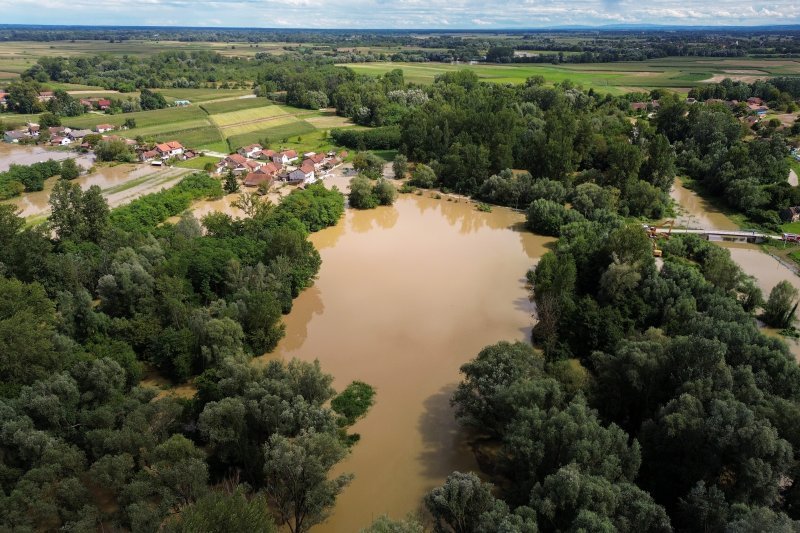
0, 144, 190, 217
668, 177, 800, 359
257, 194, 553, 531
670, 178, 738, 231
721, 243, 800, 359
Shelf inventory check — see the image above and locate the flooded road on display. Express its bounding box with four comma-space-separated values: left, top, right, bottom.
260, 193, 552, 530
0, 144, 191, 218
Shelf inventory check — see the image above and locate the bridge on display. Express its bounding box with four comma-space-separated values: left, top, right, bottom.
646, 226, 783, 244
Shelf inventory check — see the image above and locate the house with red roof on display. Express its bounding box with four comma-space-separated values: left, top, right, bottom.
37, 91, 54, 102
140, 149, 159, 162
97, 99, 112, 111
244, 168, 275, 188
299, 160, 316, 181
238, 144, 263, 159
155, 140, 184, 158
95, 124, 115, 133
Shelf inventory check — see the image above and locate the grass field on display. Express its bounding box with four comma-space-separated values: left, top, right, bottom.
209, 105, 289, 128
340, 57, 800, 95
199, 98, 267, 114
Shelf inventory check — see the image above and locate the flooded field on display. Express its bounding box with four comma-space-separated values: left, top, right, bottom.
258, 193, 552, 530
0, 144, 191, 218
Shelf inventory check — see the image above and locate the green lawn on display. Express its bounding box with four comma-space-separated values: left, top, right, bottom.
175, 155, 218, 170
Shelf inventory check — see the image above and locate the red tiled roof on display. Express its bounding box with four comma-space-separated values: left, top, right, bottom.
281, 149, 298, 158
226, 154, 248, 165
300, 161, 315, 174
310, 153, 326, 164
244, 172, 274, 187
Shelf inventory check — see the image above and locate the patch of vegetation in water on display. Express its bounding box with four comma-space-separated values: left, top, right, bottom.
331, 381, 376, 426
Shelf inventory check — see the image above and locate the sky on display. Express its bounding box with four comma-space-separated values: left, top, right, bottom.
4, 0, 800, 29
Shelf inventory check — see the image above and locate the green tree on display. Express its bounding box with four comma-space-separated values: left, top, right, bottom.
408, 164, 437, 188
373, 178, 397, 206
348, 175, 379, 209
49, 180, 85, 241
392, 154, 408, 179
140, 88, 168, 110
763, 280, 799, 329
424, 472, 500, 533
39, 112, 61, 128
59, 158, 80, 180
164, 488, 277, 533
224, 172, 241, 194
263, 430, 353, 533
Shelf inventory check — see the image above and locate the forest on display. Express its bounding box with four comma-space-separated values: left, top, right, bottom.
0, 176, 370, 532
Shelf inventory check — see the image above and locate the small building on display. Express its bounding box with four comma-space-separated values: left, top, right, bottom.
244, 169, 275, 188
155, 140, 184, 159
140, 149, 159, 162
282, 149, 298, 162
747, 97, 763, 106
27, 123, 40, 137
50, 136, 72, 146
37, 91, 55, 102
630, 102, 648, 112
3, 130, 28, 143
68, 129, 92, 141
174, 99, 191, 107
238, 144, 263, 159
95, 124, 115, 133
97, 99, 112, 111
48, 126, 71, 136
299, 160, 316, 181
287, 169, 307, 183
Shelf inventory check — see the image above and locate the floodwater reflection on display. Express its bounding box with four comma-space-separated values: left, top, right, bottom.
259, 193, 552, 531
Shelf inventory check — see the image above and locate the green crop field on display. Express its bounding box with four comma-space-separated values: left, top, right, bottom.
200, 98, 270, 114
340, 57, 800, 95
63, 105, 207, 130
225, 120, 317, 150
209, 105, 289, 128
124, 118, 212, 139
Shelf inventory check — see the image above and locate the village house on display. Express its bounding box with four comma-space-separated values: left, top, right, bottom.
37, 91, 54, 102
287, 169, 307, 183
259, 149, 278, 160
27, 123, 40, 137
0, 92, 8, 109
3, 130, 29, 143
630, 102, 648, 112
216, 153, 257, 175
272, 149, 299, 165
50, 136, 72, 146
140, 149, 159, 162
174, 99, 191, 107
155, 140, 184, 159
68, 129, 92, 141
747, 97, 763, 106
238, 144, 263, 159
299, 160, 316, 182
97, 99, 112, 111
48, 126, 71, 136
95, 124, 115, 133
243, 168, 275, 188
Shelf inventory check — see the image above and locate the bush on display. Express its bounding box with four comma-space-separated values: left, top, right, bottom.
274, 183, 345, 232
374, 179, 397, 206
526, 199, 584, 236
409, 164, 437, 189
348, 175, 379, 209
331, 381, 376, 426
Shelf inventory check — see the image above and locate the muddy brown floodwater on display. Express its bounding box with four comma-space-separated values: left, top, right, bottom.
0, 144, 191, 218
257, 193, 553, 530
671, 178, 800, 359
